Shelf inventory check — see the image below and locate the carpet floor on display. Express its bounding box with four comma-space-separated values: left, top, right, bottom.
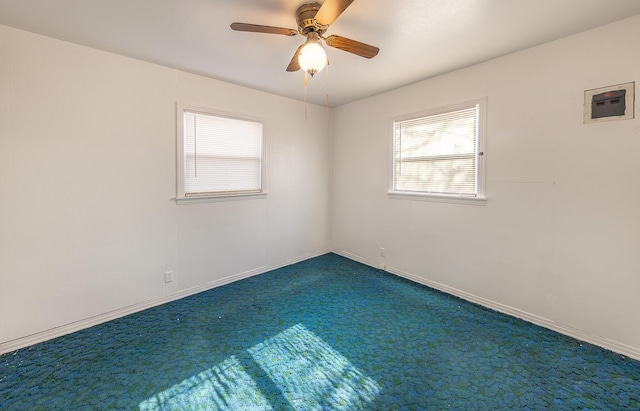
1, 253, 640, 410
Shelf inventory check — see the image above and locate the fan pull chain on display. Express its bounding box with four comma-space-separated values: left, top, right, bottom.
325, 58, 330, 111
304, 71, 308, 121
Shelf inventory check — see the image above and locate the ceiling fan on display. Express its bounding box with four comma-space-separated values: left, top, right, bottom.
230, 0, 379, 77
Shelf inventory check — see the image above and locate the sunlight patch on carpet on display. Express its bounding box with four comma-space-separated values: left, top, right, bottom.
248, 324, 380, 410
138, 355, 272, 410
139, 324, 379, 410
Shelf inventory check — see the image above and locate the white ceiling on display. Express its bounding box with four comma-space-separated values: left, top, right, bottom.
1, 0, 640, 107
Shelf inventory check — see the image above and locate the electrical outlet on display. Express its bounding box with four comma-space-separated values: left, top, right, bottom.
164, 270, 174, 283
380, 247, 385, 257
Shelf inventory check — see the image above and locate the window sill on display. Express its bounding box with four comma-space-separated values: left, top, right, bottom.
387, 191, 486, 206
176, 192, 267, 204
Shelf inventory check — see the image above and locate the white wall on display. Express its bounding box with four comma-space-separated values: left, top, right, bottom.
2, 14, 640, 359
0, 25, 331, 349
331, 15, 640, 357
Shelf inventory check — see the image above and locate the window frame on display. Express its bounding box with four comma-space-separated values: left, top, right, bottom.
388, 98, 487, 205
176, 103, 266, 204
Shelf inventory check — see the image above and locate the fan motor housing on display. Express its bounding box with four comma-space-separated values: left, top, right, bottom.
296, 2, 325, 34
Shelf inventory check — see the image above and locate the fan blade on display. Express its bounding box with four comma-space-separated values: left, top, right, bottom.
314, 0, 355, 27
325, 35, 379, 59
230, 22, 298, 36
286, 44, 305, 72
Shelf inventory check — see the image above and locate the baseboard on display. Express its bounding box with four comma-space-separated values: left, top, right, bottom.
0, 248, 331, 355
333, 250, 640, 362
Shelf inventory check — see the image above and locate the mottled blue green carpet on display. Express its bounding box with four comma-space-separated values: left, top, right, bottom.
2, 253, 640, 410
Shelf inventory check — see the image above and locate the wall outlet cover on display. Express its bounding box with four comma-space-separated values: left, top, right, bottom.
164, 271, 174, 283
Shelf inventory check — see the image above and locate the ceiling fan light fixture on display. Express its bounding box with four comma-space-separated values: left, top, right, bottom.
298, 36, 327, 77
231, 0, 379, 77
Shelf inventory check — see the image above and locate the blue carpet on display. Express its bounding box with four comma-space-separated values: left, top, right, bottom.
1, 253, 640, 410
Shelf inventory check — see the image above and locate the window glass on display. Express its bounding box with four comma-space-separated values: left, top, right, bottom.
177, 105, 265, 201
391, 100, 485, 201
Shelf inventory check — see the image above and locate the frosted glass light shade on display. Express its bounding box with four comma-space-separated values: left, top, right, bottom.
298, 42, 327, 76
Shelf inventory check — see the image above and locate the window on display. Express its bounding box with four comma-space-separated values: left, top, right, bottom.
390, 99, 486, 204
176, 104, 265, 202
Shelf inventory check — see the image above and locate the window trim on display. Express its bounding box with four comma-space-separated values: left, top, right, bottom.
176, 103, 266, 204
388, 98, 487, 205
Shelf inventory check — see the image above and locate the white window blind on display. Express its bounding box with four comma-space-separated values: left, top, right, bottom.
180, 108, 264, 198
393, 102, 482, 197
